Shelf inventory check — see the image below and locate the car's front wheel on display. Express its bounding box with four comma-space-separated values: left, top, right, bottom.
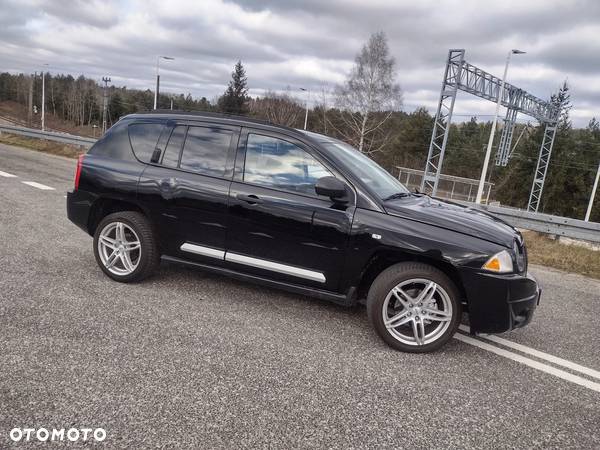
367, 262, 461, 353
93, 211, 159, 282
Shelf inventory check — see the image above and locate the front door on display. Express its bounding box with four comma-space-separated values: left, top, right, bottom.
225, 129, 355, 293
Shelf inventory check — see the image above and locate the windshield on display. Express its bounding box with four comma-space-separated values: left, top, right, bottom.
319, 138, 410, 200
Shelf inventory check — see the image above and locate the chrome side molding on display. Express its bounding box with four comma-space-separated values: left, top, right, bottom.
180, 243, 225, 260
225, 252, 326, 283
179, 242, 326, 283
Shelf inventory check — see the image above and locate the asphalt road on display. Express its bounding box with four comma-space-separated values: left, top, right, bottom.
0, 143, 599, 449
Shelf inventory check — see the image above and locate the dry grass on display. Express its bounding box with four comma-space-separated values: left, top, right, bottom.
0, 133, 84, 159
523, 231, 600, 279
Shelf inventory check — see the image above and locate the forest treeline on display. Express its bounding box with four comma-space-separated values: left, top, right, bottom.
0, 61, 598, 222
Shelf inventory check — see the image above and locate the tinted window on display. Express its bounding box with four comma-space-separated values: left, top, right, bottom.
244, 134, 331, 195
161, 126, 186, 168
319, 137, 410, 200
88, 120, 135, 161
180, 126, 232, 177
128, 123, 164, 162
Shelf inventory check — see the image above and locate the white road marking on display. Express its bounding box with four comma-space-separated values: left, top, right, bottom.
459, 325, 600, 381
454, 333, 600, 393
21, 181, 55, 191
0, 170, 17, 177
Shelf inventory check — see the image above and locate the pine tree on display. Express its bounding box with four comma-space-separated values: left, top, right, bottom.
218, 60, 249, 114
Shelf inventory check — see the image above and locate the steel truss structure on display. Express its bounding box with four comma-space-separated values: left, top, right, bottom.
421, 49, 561, 211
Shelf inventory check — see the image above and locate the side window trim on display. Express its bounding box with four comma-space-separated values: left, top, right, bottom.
160, 124, 188, 167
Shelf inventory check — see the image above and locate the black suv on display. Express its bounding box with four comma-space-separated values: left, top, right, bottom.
67, 112, 539, 352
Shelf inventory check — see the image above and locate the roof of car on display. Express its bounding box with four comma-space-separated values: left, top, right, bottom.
122, 110, 340, 150
124, 110, 299, 132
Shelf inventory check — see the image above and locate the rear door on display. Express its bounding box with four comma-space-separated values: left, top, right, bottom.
225, 129, 355, 293
137, 120, 239, 264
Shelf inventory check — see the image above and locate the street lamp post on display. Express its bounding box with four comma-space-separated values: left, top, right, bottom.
300, 87, 309, 130
585, 161, 600, 222
475, 49, 526, 204
41, 63, 48, 131
154, 56, 174, 110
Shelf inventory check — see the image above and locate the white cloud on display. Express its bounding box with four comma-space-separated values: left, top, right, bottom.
0, 0, 598, 125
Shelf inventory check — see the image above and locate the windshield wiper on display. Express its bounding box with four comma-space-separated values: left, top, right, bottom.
382, 192, 412, 201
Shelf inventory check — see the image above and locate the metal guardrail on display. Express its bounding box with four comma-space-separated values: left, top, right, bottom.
468, 203, 600, 243
1, 122, 598, 243
0, 124, 97, 148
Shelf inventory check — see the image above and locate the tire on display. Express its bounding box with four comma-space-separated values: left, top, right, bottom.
367, 262, 461, 353
93, 211, 160, 283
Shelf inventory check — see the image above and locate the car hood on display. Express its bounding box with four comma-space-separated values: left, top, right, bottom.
384, 195, 517, 247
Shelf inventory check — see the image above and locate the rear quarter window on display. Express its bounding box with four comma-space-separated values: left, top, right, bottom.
128, 122, 166, 163
88, 120, 136, 161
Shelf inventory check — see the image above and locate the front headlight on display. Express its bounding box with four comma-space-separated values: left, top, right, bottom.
482, 250, 514, 273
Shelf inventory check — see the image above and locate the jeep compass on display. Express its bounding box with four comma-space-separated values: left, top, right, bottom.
67, 112, 540, 352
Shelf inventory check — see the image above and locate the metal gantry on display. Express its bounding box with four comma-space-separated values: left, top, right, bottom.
422, 49, 464, 194
495, 107, 518, 166
422, 49, 561, 212
527, 123, 558, 212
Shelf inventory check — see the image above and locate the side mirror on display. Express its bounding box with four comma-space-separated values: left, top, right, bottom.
315, 176, 347, 201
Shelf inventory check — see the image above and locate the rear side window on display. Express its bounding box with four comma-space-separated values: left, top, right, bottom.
180, 126, 232, 178
128, 123, 165, 162
161, 126, 187, 168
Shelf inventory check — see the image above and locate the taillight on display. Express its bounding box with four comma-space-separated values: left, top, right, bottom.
74, 154, 84, 190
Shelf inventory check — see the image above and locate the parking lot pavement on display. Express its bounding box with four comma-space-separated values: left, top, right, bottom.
1, 143, 599, 449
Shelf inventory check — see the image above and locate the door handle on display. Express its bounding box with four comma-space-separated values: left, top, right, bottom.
236, 193, 263, 205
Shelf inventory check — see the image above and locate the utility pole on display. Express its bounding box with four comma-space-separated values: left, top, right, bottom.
41, 69, 46, 131
585, 161, 600, 222
28, 73, 34, 126
170, 97, 173, 110
475, 49, 525, 204
101, 76, 111, 134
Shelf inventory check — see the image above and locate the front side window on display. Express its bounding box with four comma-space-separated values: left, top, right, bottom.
180, 126, 232, 178
243, 134, 331, 195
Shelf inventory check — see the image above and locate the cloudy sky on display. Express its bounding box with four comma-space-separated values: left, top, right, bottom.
1, 0, 599, 126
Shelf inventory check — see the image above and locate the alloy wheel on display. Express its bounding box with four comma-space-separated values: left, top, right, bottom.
97, 221, 141, 276
381, 278, 453, 346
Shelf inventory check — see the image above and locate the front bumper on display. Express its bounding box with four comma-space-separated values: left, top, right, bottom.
460, 269, 540, 334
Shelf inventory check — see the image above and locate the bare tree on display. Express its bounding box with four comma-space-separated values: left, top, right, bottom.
334, 31, 402, 154
250, 88, 304, 127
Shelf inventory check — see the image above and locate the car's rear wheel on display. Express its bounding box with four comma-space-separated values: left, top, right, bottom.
93, 211, 159, 282
367, 262, 461, 353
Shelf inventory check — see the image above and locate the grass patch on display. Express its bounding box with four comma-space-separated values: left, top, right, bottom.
0, 133, 84, 159
523, 231, 600, 279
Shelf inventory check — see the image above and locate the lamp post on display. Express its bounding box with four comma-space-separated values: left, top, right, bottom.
585, 161, 600, 222
41, 63, 48, 131
475, 49, 526, 204
154, 56, 174, 110
300, 87, 310, 130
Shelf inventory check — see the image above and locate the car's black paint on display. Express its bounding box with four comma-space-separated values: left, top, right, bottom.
67, 111, 538, 335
